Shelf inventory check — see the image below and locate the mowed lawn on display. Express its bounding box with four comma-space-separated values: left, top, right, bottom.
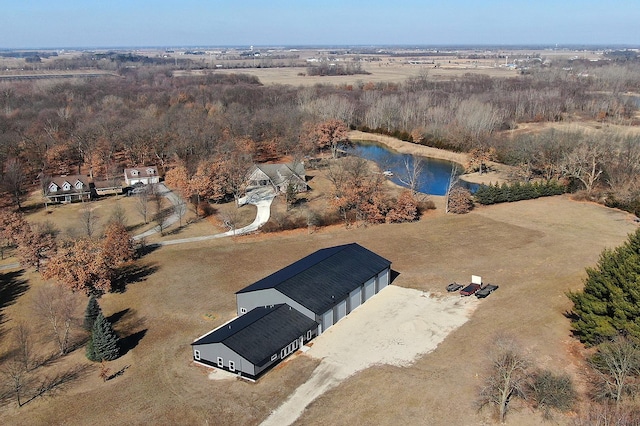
1, 194, 637, 425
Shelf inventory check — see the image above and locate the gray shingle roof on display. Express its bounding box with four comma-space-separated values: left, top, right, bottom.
192, 304, 317, 366
236, 243, 391, 315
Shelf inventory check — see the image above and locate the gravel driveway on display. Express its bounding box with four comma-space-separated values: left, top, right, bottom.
260, 286, 478, 426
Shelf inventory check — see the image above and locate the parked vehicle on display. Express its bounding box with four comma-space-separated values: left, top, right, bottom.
476, 284, 499, 298
460, 283, 481, 296
446, 282, 463, 292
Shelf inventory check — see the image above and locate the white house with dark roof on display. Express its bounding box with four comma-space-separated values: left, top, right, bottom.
44, 175, 92, 203
191, 243, 391, 380
124, 166, 159, 186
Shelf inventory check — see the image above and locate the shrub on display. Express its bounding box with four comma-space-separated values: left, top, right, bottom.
527, 369, 577, 419
447, 187, 474, 214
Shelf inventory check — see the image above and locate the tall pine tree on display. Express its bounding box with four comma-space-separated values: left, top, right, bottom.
87, 312, 119, 362
568, 228, 640, 345
83, 295, 102, 331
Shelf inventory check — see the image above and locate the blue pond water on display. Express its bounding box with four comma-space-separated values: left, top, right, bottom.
347, 142, 466, 196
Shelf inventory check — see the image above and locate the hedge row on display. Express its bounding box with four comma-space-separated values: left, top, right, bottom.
474, 180, 566, 205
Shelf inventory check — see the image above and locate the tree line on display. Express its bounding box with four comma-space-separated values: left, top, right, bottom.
2, 60, 639, 216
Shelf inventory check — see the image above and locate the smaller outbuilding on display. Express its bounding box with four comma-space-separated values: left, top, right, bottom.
192, 304, 318, 381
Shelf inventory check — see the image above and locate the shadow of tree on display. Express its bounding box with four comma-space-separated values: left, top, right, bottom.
119, 329, 147, 356
22, 363, 92, 406
107, 308, 147, 356
126, 222, 146, 233
136, 243, 161, 258
166, 225, 188, 236
111, 262, 158, 293
0, 269, 29, 335
107, 364, 130, 381
107, 308, 130, 324
20, 202, 46, 215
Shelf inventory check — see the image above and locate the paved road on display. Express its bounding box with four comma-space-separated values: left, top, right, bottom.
133, 183, 186, 241
0, 262, 21, 271
135, 186, 276, 246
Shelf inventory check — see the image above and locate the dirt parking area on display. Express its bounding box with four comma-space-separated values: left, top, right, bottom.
261, 286, 478, 426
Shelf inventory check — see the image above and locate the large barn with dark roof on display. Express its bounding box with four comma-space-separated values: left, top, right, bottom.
191, 243, 391, 380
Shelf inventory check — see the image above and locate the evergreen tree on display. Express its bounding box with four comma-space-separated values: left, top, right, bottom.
85, 334, 96, 361
83, 295, 102, 331
568, 228, 640, 345
89, 312, 119, 361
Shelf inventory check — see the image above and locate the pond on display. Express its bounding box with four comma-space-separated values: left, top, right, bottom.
346, 142, 471, 196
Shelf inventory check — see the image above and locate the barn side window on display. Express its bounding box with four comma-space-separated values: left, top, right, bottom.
306, 330, 312, 340
194, 350, 201, 360
217, 357, 223, 368
240, 307, 247, 314
271, 354, 278, 361
229, 361, 235, 372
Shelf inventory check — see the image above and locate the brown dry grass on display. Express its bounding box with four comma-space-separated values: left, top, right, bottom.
176, 61, 520, 87
1, 191, 637, 425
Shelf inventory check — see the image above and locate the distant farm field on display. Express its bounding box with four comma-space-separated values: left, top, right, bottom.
175, 61, 520, 87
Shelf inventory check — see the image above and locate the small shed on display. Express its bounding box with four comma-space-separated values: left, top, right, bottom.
191, 304, 318, 381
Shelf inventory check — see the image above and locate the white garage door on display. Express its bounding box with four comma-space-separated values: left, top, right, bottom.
363, 278, 376, 301
335, 299, 347, 322
348, 288, 361, 313
321, 309, 333, 332
377, 269, 389, 291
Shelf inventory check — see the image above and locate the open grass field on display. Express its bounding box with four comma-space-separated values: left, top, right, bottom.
1, 187, 638, 424
177, 62, 520, 87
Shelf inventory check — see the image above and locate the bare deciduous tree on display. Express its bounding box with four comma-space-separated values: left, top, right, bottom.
477, 335, 530, 423
32, 285, 79, 356
397, 155, 425, 195
80, 202, 98, 238
561, 137, 608, 194
2, 358, 27, 407
2, 157, 26, 210
12, 321, 33, 372
135, 187, 150, 224
588, 335, 640, 405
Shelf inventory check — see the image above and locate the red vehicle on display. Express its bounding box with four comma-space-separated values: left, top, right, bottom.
460, 283, 481, 296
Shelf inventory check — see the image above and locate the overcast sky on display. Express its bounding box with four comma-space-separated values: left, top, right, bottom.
1, 0, 638, 49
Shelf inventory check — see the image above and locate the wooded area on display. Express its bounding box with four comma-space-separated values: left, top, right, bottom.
1, 57, 640, 215
0, 53, 640, 422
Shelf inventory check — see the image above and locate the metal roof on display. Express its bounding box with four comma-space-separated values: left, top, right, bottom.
192, 304, 317, 366
236, 243, 391, 314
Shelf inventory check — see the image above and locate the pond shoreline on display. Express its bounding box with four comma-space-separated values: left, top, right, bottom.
348, 130, 512, 187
